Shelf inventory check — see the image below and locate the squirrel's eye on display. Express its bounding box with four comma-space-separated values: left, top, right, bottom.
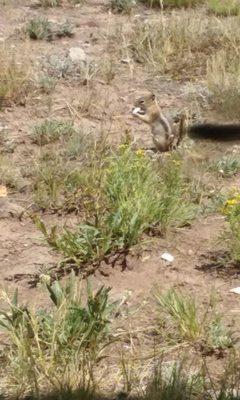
139, 100, 144, 104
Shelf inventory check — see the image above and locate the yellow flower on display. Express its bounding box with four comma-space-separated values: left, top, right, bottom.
135, 149, 145, 157
119, 144, 129, 150
226, 199, 237, 206
172, 160, 182, 166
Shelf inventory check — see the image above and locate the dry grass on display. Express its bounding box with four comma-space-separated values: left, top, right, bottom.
0, 45, 33, 108
125, 12, 240, 76
207, 50, 240, 119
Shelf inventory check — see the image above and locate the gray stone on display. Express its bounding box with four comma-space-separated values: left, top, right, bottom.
68, 47, 87, 64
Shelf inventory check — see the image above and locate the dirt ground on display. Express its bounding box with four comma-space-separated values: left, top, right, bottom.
0, 0, 240, 346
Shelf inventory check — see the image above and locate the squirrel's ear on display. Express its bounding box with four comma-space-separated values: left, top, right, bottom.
151, 93, 155, 100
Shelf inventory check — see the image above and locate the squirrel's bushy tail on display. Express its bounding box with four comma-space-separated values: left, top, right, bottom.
188, 123, 240, 141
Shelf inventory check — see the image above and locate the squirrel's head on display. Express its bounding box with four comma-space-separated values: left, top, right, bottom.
132, 92, 156, 115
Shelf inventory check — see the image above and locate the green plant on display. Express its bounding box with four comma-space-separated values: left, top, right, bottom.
207, 0, 240, 15
144, 361, 205, 400
35, 146, 196, 266
208, 156, 240, 178
110, 0, 136, 13
154, 289, 233, 350
0, 274, 116, 398
26, 17, 53, 41
31, 119, 75, 146
207, 314, 233, 349
155, 289, 202, 342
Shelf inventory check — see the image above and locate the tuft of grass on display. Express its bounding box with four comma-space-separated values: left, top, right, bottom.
208, 156, 240, 178
207, 50, 240, 119
110, 0, 136, 13
26, 17, 53, 40
0, 45, 32, 108
155, 289, 202, 342
154, 289, 233, 351
30, 119, 75, 146
0, 274, 116, 398
145, 361, 205, 400
207, 0, 240, 15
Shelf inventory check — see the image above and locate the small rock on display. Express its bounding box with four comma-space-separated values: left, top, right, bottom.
0, 198, 25, 219
68, 47, 87, 64
161, 252, 174, 263
121, 58, 131, 64
0, 185, 7, 198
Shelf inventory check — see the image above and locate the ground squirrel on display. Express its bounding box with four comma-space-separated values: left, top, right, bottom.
132, 92, 187, 152
132, 92, 240, 152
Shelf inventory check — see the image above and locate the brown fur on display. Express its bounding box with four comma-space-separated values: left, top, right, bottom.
132, 92, 186, 152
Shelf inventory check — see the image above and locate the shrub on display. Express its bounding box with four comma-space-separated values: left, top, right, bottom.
30, 119, 75, 146
35, 146, 197, 266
